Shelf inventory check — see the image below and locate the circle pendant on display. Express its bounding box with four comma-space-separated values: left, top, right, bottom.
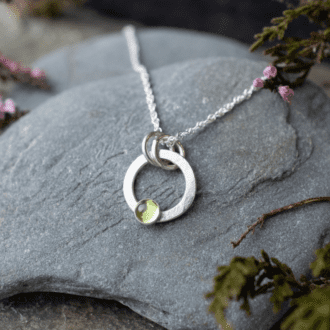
123, 149, 196, 224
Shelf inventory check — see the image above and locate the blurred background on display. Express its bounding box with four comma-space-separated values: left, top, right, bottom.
0, 0, 329, 329
1, 0, 330, 99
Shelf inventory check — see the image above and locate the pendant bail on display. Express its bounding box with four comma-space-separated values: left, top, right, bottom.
142, 132, 185, 171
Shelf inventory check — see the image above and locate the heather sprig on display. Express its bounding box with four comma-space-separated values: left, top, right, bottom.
250, 0, 330, 101
253, 65, 295, 105
0, 52, 51, 90
0, 50, 47, 132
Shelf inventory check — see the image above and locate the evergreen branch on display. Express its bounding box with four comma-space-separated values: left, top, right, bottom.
280, 286, 330, 330
310, 241, 330, 278
206, 245, 330, 330
231, 197, 330, 248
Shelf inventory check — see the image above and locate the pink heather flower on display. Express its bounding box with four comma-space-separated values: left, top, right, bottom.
0, 57, 10, 67
278, 85, 294, 104
253, 78, 264, 88
31, 68, 46, 78
7, 60, 18, 72
0, 55, 18, 72
0, 98, 15, 119
4, 59, 18, 72
263, 65, 277, 79
3, 99, 15, 114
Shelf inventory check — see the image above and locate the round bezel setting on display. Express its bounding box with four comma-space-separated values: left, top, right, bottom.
134, 198, 161, 225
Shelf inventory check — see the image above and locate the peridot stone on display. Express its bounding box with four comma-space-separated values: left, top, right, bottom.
134, 199, 160, 224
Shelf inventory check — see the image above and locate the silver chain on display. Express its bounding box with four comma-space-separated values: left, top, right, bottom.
123, 24, 264, 149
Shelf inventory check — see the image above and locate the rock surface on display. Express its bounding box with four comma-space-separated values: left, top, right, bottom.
9, 26, 262, 111
1, 56, 330, 330
0, 291, 167, 330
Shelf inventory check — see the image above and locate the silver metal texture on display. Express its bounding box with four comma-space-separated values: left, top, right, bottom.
151, 135, 185, 170
123, 149, 196, 223
122, 24, 262, 149
122, 24, 266, 224
142, 131, 175, 168
123, 25, 162, 134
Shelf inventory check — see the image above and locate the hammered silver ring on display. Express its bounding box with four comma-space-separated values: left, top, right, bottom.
123, 149, 196, 224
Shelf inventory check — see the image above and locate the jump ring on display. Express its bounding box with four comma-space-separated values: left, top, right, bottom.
151, 134, 185, 171
142, 132, 170, 167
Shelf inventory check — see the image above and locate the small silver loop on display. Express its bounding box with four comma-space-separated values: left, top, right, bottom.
142, 131, 166, 167
151, 134, 185, 171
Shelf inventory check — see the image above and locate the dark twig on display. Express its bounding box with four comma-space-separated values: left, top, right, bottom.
0, 107, 30, 135
231, 197, 330, 248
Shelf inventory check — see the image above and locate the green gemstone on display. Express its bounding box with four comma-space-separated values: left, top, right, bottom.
136, 199, 159, 223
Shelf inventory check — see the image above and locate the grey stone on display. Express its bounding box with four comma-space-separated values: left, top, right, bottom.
9, 26, 262, 111
0, 292, 167, 330
1, 56, 330, 330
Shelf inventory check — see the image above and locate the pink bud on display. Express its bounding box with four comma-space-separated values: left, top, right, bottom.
278, 86, 294, 104
8, 61, 18, 72
263, 65, 277, 79
31, 68, 46, 78
1, 58, 10, 68
3, 99, 15, 114
0, 56, 18, 72
253, 78, 264, 88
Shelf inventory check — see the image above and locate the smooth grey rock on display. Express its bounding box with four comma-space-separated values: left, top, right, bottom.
1, 56, 330, 330
9, 26, 262, 111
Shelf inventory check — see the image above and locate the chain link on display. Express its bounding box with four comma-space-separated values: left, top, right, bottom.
123, 24, 263, 149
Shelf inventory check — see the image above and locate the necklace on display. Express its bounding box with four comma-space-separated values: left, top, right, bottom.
122, 24, 264, 226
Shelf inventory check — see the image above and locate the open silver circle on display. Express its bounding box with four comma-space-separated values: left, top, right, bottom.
123, 149, 196, 223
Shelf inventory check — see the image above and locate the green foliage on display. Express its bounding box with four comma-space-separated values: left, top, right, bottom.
310, 242, 330, 278
29, 0, 88, 18
249, 0, 330, 92
31, 0, 63, 18
204, 256, 263, 330
205, 244, 330, 330
281, 286, 330, 330
269, 271, 294, 313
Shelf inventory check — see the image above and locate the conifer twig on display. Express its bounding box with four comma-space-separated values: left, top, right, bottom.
231, 197, 330, 248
